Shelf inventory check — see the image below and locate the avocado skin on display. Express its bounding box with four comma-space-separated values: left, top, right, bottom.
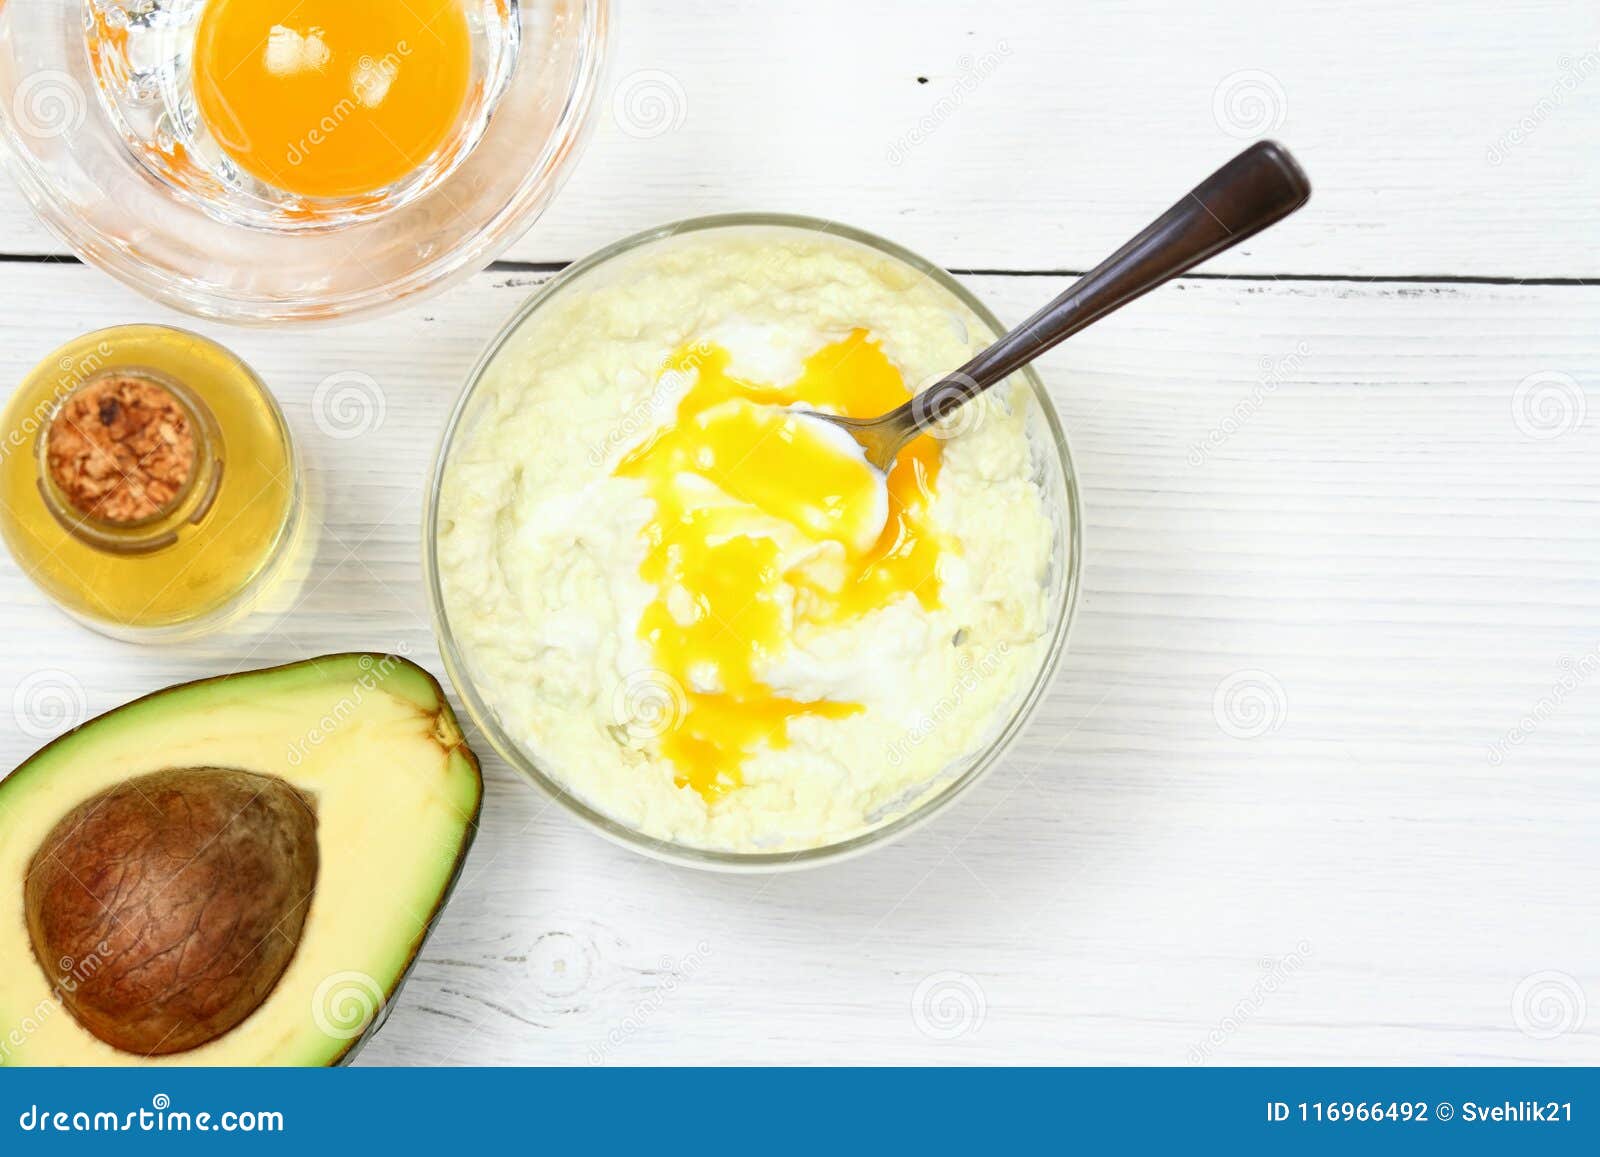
1, 654, 484, 1067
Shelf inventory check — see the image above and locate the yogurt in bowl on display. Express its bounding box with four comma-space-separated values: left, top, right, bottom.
428, 216, 1080, 866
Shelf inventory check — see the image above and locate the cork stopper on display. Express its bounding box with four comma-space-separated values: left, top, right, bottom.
46, 374, 196, 524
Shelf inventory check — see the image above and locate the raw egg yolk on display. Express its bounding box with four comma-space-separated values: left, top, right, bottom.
193, 0, 472, 199
615, 331, 948, 803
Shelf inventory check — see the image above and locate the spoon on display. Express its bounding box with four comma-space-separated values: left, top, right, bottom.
813, 140, 1312, 471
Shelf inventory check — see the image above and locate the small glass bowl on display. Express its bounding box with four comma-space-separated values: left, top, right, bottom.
425, 214, 1082, 870
0, 0, 608, 324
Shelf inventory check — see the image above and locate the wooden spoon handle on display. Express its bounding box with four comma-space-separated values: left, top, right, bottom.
906, 140, 1312, 433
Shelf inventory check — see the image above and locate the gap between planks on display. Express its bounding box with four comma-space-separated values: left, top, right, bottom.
0, 250, 1592, 288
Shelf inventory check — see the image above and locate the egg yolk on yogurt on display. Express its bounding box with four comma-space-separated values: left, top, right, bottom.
192, 0, 472, 199
616, 330, 947, 803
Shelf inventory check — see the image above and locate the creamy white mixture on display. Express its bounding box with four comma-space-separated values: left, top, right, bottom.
436, 227, 1057, 852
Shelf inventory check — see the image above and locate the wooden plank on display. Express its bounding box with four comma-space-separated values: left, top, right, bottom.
0, 264, 1595, 1064
2, 0, 1598, 276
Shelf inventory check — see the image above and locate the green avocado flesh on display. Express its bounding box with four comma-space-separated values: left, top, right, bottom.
0, 654, 482, 1066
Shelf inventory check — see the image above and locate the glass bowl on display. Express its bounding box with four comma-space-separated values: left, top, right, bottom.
425, 214, 1082, 870
0, 0, 608, 324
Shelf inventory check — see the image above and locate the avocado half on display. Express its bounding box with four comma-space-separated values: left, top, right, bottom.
0, 654, 482, 1066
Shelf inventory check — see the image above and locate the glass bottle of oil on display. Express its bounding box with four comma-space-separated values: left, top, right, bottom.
0, 325, 303, 640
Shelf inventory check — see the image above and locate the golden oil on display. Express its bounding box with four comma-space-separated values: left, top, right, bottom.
0, 325, 302, 640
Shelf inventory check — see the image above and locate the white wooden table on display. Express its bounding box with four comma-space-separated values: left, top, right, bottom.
2, 0, 1598, 1065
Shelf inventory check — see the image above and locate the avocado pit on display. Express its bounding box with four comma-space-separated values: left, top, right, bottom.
23, 767, 318, 1056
